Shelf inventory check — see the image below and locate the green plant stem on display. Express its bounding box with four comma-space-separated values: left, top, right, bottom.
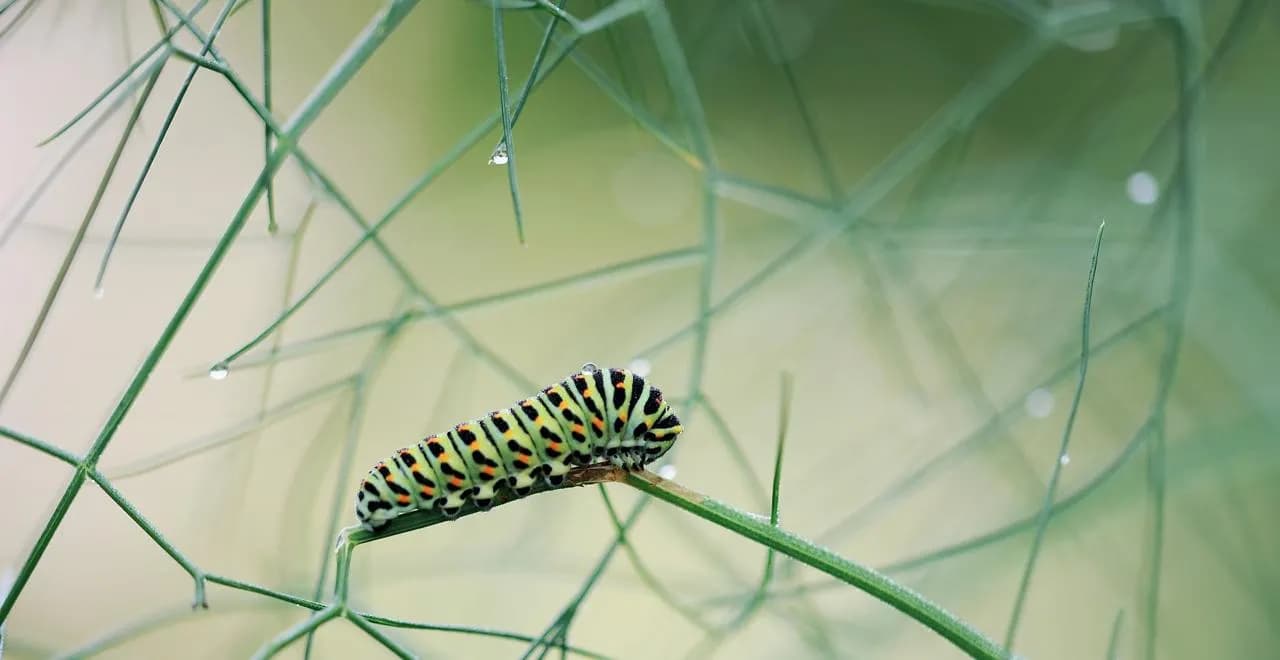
0, 426, 80, 470
1042, 1, 1165, 37
642, 0, 717, 406
816, 304, 1164, 546
519, 498, 647, 660
1106, 610, 1125, 660
591, 0, 642, 128
540, 15, 698, 168
731, 373, 790, 625
624, 471, 1005, 660
33, 2, 206, 147
155, 0, 542, 395
303, 326, 401, 659
1141, 9, 1201, 658
94, 0, 239, 292
164, 36, 540, 392
0, 0, 421, 627
532, 0, 581, 30
51, 601, 270, 660
260, 0, 276, 233
684, 373, 796, 658
697, 419, 1157, 609
1003, 222, 1105, 651
106, 376, 355, 479
86, 472, 208, 608
746, 0, 841, 202
0, 427, 208, 608
250, 606, 340, 660
155, 0, 580, 377
200, 573, 606, 656
345, 613, 415, 660
0, 38, 167, 252
637, 34, 1046, 362
0, 60, 160, 409
214, 242, 697, 373
489, 0, 565, 162
492, 1, 525, 243
598, 488, 714, 631
576, 0, 647, 34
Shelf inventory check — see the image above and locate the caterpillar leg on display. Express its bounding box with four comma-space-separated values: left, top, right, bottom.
438, 498, 463, 518
541, 459, 570, 487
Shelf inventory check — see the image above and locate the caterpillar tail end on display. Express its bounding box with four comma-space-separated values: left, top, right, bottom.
334, 522, 369, 552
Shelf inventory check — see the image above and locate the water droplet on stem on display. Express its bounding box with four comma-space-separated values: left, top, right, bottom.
488, 143, 509, 165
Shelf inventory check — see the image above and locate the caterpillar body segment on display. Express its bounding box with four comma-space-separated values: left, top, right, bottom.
420, 433, 474, 515
511, 395, 570, 486
392, 445, 440, 509
537, 383, 593, 466
445, 421, 506, 510
483, 408, 543, 495
355, 365, 683, 531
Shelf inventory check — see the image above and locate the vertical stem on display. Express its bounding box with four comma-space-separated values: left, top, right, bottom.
1003, 223, 1105, 651
261, 0, 277, 233
493, 1, 525, 243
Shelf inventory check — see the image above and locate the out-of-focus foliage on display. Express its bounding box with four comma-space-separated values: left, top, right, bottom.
1, 0, 1277, 658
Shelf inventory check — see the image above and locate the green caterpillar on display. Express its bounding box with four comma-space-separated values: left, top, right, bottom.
355, 364, 683, 531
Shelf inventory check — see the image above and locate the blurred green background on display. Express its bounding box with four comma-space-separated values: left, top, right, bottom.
1, 0, 1277, 658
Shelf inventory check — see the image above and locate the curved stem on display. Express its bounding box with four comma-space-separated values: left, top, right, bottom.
624, 471, 1005, 660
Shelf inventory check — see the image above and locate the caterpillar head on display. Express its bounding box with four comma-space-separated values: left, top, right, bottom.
641, 404, 683, 466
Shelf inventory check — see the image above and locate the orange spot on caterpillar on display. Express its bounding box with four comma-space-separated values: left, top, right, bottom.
468, 441, 480, 450
503, 430, 515, 439
397, 495, 411, 505
558, 401, 569, 410
548, 441, 562, 452
571, 423, 584, 434
449, 476, 464, 487
481, 465, 496, 476
592, 418, 604, 430
421, 486, 435, 496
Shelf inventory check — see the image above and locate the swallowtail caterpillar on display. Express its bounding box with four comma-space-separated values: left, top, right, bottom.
355, 364, 683, 531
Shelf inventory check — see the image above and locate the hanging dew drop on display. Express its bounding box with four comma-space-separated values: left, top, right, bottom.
92, 286, 105, 300
580, 362, 599, 374
488, 143, 509, 165
208, 364, 229, 381
1059, 454, 1071, 466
